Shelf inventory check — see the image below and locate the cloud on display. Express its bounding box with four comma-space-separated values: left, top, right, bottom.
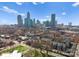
39, 19, 48, 23
20, 13, 25, 17
3, 6, 18, 14
0, 19, 7, 24
56, 17, 59, 20
32, 2, 45, 5
2, 6, 25, 16
16, 2, 23, 5
32, 2, 38, 5
46, 16, 50, 18
72, 2, 79, 7
62, 12, 66, 15
40, 2, 45, 4
0, 19, 16, 25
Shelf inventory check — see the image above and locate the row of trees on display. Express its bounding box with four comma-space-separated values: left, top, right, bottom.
0, 40, 15, 48
25, 39, 52, 56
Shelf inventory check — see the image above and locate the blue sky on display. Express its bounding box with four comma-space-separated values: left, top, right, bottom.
0, 2, 79, 25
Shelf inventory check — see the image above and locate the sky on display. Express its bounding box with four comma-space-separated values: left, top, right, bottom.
0, 2, 79, 25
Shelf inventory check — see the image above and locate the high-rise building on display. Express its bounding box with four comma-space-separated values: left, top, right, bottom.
27, 12, 30, 19
33, 18, 36, 27
55, 20, 57, 26
43, 20, 50, 27
24, 12, 33, 28
36, 20, 40, 24
36, 20, 42, 28
17, 15, 23, 27
50, 14, 56, 27
28, 19, 33, 28
68, 22, 72, 27
24, 18, 28, 27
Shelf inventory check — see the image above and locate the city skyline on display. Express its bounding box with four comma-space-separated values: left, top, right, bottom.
0, 2, 79, 25
17, 12, 56, 28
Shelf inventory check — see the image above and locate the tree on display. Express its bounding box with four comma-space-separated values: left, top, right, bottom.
36, 40, 43, 53
45, 45, 50, 56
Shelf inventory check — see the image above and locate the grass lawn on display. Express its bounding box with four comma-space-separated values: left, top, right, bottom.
23, 49, 43, 57
0, 45, 27, 55
0, 44, 54, 57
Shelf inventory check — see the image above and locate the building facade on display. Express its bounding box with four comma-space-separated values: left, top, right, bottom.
17, 15, 23, 27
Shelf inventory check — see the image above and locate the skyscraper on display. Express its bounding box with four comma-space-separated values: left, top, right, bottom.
24, 18, 28, 27
36, 20, 40, 24
24, 12, 33, 28
68, 22, 72, 27
17, 15, 23, 27
50, 14, 56, 27
27, 12, 30, 19
43, 20, 50, 27
33, 18, 36, 27
36, 19, 42, 28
